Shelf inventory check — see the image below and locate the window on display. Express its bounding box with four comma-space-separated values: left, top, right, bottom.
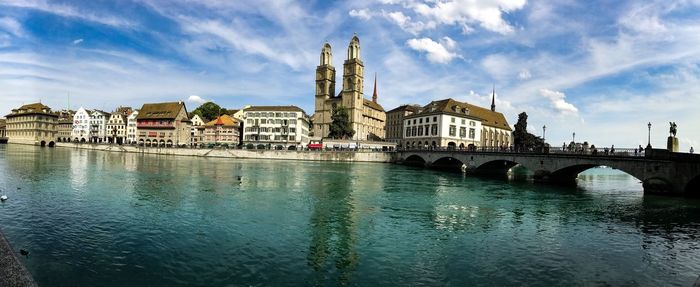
412, 126, 417, 137
460, 127, 466, 138
470, 121, 476, 126
413, 119, 416, 125
418, 126, 423, 136
461, 119, 466, 124
451, 117, 455, 123
405, 127, 411, 137
419, 118, 422, 124
469, 128, 475, 139
449, 125, 456, 136
431, 124, 438, 135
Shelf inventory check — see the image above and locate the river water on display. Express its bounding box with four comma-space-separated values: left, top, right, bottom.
0, 144, 698, 286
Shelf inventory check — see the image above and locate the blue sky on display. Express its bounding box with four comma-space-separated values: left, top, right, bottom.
1, 0, 699, 149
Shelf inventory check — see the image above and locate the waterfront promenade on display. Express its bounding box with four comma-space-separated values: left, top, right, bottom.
53, 142, 393, 163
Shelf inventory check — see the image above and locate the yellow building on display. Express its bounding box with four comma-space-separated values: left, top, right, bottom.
4, 103, 58, 146
312, 35, 386, 141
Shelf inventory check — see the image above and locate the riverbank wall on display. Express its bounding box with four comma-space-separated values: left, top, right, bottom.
52, 142, 395, 163
0, 232, 37, 287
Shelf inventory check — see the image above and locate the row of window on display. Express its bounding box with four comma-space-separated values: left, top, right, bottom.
244, 127, 297, 133
246, 119, 297, 125
244, 135, 295, 141
246, 112, 298, 118
6, 116, 57, 122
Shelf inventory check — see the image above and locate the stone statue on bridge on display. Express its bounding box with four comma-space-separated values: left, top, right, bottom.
668, 122, 679, 152
669, 122, 678, 137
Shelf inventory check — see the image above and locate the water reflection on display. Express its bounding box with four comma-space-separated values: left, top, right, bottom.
1, 145, 699, 286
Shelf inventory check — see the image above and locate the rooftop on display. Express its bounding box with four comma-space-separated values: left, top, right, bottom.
408, 98, 512, 131
136, 102, 187, 120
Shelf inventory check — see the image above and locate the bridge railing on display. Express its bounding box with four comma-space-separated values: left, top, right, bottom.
398, 146, 647, 158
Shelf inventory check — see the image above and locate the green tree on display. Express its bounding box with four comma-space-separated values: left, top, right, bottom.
328, 107, 355, 139
191, 102, 222, 121
513, 112, 543, 151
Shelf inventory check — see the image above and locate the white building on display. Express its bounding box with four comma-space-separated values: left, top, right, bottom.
190, 114, 206, 147
403, 98, 511, 149
126, 110, 139, 144
71, 107, 91, 142
242, 106, 310, 150
106, 112, 127, 144
89, 110, 109, 143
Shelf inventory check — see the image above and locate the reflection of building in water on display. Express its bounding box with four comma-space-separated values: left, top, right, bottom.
306, 163, 384, 285
69, 149, 89, 190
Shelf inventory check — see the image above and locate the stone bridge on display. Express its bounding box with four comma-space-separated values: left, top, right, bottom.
394, 148, 700, 196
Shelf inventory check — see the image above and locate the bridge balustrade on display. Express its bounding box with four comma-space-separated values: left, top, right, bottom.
397, 146, 646, 158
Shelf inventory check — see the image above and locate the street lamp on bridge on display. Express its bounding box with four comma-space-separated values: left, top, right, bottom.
647, 122, 652, 149
572, 132, 576, 143
542, 125, 546, 143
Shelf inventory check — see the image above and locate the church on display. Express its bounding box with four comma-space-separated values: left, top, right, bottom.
312, 35, 386, 141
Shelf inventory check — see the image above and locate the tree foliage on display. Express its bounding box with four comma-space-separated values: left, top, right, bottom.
513, 112, 544, 150
191, 102, 222, 121
328, 107, 355, 139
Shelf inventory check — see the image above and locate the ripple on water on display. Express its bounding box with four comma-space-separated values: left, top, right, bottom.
0, 145, 699, 286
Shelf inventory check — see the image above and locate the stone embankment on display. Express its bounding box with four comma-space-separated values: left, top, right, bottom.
0, 232, 37, 287
54, 142, 394, 163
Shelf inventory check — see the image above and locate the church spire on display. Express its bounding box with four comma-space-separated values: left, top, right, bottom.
491, 84, 496, 112
372, 73, 377, 103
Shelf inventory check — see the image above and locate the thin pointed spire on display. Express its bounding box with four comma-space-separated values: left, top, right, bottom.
372, 73, 378, 103
490, 84, 496, 112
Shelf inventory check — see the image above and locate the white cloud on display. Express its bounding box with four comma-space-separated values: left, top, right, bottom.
406, 37, 459, 64
72, 38, 84, 45
411, 0, 527, 34
540, 89, 578, 116
0, 17, 23, 37
349, 9, 372, 20
187, 95, 207, 104
1, 0, 135, 28
383, 11, 433, 34
518, 69, 531, 80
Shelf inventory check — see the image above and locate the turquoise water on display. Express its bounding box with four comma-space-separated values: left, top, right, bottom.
0, 144, 699, 286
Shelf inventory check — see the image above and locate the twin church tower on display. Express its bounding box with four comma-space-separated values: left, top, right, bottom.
313, 35, 386, 141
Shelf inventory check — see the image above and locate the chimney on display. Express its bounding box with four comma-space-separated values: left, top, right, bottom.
372, 73, 378, 103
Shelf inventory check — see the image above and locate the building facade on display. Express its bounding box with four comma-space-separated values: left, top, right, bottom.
312, 35, 386, 141
0, 119, 6, 140
4, 103, 58, 146
89, 110, 108, 143
203, 115, 240, 146
71, 107, 91, 142
106, 113, 127, 144
126, 110, 139, 144
136, 102, 191, 147
386, 104, 421, 147
57, 116, 73, 142
190, 114, 206, 147
242, 106, 310, 150
402, 98, 512, 149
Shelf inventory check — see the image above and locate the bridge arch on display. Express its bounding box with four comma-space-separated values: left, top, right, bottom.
684, 175, 700, 196
431, 156, 464, 172
473, 159, 521, 179
545, 163, 647, 188
403, 154, 427, 167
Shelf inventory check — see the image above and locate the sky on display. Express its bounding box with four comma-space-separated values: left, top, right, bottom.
1, 0, 699, 150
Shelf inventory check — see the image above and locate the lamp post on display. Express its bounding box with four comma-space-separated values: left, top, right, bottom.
542, 125, 546, 143
647, 122, 652, 149
572, 132, 575, 144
